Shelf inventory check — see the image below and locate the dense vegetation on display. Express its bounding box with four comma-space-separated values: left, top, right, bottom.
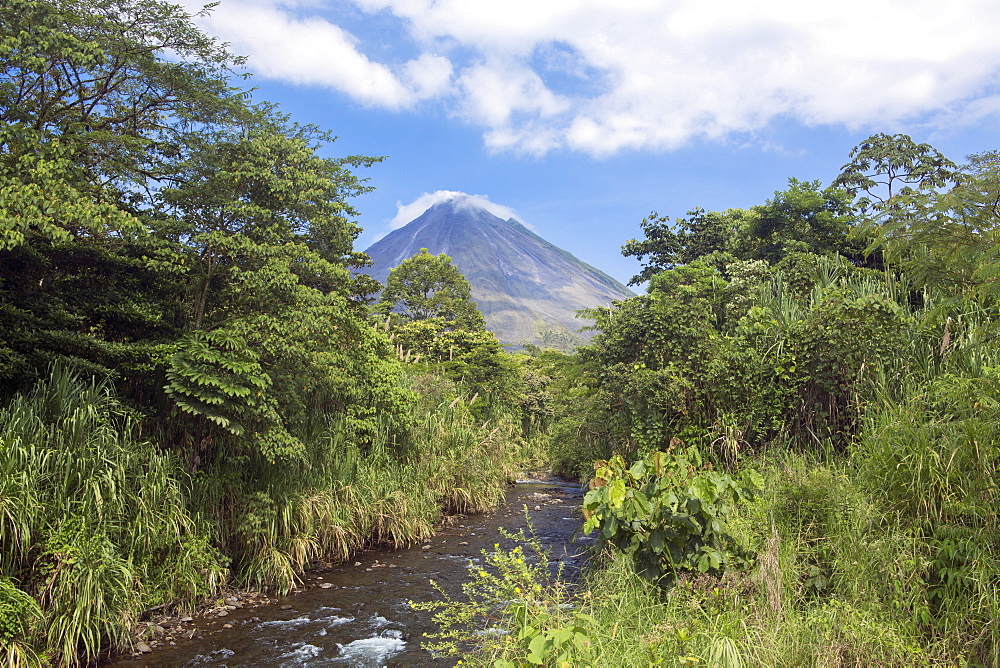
0, 1, 540, 664
427, 135, 1000, 667
3, 2, 999, 666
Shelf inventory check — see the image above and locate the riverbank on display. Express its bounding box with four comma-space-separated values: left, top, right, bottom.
0, 367, 538, 666
107, 478, 586, 666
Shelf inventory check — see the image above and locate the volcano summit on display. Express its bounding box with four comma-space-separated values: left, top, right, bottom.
363, 195, 633, 349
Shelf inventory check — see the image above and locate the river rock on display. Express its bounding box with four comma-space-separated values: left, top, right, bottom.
135, 642, 152, 654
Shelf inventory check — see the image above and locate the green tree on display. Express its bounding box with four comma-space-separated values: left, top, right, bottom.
738, 178, 864, 265
622, 208, 750, 285
866, 149, 1000, 306
0, 0, 244, 248
152, 111, 397, 465
833, 133, 958, 214
377, 249, 485, 329
0, 0, 246, 390
156, 110, 379, 328
0, 0, 404, 466
580, 263, 728, 453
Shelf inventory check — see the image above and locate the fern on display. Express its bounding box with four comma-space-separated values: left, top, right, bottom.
165, 329, 304, 461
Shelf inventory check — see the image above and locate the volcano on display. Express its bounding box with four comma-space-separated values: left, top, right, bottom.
363, 195, 633, 349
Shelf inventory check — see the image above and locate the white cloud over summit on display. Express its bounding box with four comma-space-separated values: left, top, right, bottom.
389, 191, 520, 229
192, 0, 1000, 155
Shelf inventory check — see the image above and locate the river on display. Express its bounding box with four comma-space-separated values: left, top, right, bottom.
109, 477, 587, 667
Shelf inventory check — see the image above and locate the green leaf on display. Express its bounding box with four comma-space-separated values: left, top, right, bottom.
527, 633, 549, 664
608, 478, 626, 508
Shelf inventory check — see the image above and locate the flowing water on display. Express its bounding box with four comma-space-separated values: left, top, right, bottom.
110, 478, 588, 667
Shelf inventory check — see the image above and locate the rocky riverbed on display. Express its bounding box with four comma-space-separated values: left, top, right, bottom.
106, 477, 588, 667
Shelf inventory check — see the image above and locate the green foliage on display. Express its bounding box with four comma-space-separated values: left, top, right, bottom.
40, 517, 140, 664
575, 252, 914, 460
621, 179, 872, 287
164, 328, 305, 465
857, 367, 1000, 526
378, 248, 486, 329
583, 448, 761, 584
739, 178, 867, 266
622, 208, 748, 285
165, 329, 270, 437
865, 149, 1000, 308
0, 0, 392, 445
411, 528, 597, 666
379, 252, 525, 419
834, 132, 959, 213
531, 320, 586, 352
0, 363, 527, 663
0, 0, 242, 247
0, 576, 42, 665
579, 262, 726, 454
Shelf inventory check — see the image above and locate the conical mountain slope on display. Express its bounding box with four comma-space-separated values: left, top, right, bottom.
364, 195, 633, 348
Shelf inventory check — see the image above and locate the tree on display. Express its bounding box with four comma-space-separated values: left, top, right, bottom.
0, 0, 403, 467
156, 109, 379, 329
374, 250, 522, 410
377, 249, 485, 330
0, 0, 245, 248
622, 208, 749, 285
833, 133, 958, 214
0, 0, 246, 389
580, 263, 727, 452
866, 150, 1000, 306
738, 178, 863, 265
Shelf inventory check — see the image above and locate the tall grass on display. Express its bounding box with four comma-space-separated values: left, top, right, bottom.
0, 364, 223, 665
0, 364, 527, 664
200, 377, 524, 593
465, 451, 951, 666
851, 331, 1000, 665
484, 358, 1000, 665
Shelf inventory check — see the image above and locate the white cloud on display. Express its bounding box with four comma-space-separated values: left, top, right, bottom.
389, 191, 521, 229
403, 53, 454, 99
195, 0, 1000, 155
190, 0, 450, 108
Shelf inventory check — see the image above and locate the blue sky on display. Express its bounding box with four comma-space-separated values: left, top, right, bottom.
184, 0, 1000, 286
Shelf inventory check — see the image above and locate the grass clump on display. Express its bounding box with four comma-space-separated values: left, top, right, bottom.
0, 364, 224, 665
